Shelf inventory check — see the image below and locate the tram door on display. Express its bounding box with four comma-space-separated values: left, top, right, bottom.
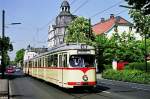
58, 54, 63, 87
58, 53, 68, 87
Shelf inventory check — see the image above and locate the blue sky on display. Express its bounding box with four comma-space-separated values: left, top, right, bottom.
0, 0, 130, 60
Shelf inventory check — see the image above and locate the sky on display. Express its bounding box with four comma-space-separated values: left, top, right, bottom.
0, 0, 131, 60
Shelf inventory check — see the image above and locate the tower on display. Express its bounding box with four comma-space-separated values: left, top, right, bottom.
48, 0, 76, 48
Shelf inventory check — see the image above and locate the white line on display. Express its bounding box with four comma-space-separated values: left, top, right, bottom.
9, 80, 12, 99
102, 91, 111, 94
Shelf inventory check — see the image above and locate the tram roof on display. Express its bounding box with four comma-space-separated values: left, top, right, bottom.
26, 43, 95, 60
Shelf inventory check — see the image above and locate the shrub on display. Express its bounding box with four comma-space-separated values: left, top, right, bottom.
125, 62, 150, 72
102, 69, 150, 84
103, 64, 112, 70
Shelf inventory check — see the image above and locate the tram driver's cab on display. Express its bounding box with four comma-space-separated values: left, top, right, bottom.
69, 55, 95, 67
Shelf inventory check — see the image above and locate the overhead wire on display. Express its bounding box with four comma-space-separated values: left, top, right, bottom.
72, 0, 89, 13
90, 1, 123, 18
70, 0, 78, 5
116, 9, 128, 16
33, 0, 82, 45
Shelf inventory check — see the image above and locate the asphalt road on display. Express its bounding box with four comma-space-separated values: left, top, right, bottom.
8, 72, 150, 99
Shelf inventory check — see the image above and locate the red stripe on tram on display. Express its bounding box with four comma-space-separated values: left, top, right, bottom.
68, 81, 96, 85
31, 67, 96, 73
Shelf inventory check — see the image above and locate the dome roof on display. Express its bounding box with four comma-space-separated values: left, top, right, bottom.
61, 0, 70, 7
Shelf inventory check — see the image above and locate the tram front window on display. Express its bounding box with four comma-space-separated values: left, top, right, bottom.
69, 55, 95, 67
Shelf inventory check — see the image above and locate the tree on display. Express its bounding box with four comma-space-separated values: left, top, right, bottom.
94, 34, 111, 72
15, 49, 25, 67
125, 0, 150, 72
125, 0, 150, 15
65, 17, 94, 44
0, 36, 13, 66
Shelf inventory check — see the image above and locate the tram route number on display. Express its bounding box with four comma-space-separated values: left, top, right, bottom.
81, 44, 87, 49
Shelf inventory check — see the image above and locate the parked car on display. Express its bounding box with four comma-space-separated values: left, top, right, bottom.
15, 67, 21, 72
6, 67, 15, 73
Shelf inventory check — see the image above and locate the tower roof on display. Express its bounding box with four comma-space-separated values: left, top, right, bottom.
61, 0, 70, 7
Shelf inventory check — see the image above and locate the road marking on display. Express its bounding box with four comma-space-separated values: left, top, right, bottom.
9, 80, 12, 99
102, 91, 111, 94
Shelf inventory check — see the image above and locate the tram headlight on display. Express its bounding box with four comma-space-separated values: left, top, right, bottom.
82, 75, 88, 81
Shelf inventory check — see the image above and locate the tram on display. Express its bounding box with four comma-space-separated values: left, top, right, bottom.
23, 43, 96, 88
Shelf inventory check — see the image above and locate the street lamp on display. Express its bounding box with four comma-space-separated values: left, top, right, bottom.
1, 10, 21, 78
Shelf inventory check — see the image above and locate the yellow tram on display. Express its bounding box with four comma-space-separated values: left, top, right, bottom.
23, 43, 96, 88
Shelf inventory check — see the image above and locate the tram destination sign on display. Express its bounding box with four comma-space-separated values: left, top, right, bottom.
77, 50, 91, 54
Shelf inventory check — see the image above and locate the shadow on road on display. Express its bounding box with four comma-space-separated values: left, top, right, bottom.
5, 71, 25, 80
32, 76, 110, 94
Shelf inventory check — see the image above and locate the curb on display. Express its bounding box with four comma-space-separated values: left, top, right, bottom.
97, 78, 150, 92
0, 79, 9, 99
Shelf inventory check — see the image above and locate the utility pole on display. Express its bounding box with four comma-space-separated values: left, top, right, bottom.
1, 10, 5, 78
0, 10, 21, 78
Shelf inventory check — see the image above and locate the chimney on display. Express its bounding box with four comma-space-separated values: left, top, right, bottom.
110, 14, 114, 19
101, 18, 105, 23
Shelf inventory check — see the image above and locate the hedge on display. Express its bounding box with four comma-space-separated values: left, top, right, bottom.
102, 69, 150, 84
125, 62, 150, 72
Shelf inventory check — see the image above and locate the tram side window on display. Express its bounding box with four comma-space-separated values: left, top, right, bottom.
59, 55, 62, 67
29, 61, 32, 68
48, 55, 52, 67
45, 56, 48, 67
38, 58, 41, 67
63, 54, 67, 67
35, 60, 37, 67
53, 54, 58, 67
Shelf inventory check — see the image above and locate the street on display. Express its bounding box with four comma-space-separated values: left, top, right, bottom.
8, 72, 150, 99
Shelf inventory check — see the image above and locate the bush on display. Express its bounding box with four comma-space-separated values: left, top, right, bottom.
102, 69, 150, 84
125, 62, 150, 72
103, 64, 112, 70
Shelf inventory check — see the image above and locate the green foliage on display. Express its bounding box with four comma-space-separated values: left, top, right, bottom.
0, 36, 13, 66
94, 32, 147, 72
15, 49, 25, 66
125, 0, 150, 15
102, 69, 150, 84
125, 62, 150, 72
103, 64, 112, 70
65, 17, 94, 45
94, 34, 111, 72
9, 61, 16, 65
129, 10, 150, 36
104, 32, 144, 63
0, 37, 13, 52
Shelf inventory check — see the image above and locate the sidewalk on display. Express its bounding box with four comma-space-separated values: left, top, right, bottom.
0, 79, 9, 99
96, 73, 150, 92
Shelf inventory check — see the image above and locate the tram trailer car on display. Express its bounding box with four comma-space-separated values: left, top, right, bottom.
23, 43, 96, 88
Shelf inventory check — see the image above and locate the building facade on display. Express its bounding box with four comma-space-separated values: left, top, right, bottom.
48, 0, 76, 48
92, 14, 141, 40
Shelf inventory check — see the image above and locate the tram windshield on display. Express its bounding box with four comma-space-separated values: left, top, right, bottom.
69, 55, 95, 67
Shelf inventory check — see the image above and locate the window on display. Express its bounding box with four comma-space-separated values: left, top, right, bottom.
35, 59, 37, 67
59, 55, 62, 67
63, 54, 67, 67
29, 61, 32, 68
45, 56, 48, 67
53, 54, 58, 67
48, 55, 53, 67
38, 58, 41, 67
69, 55, 95, 67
